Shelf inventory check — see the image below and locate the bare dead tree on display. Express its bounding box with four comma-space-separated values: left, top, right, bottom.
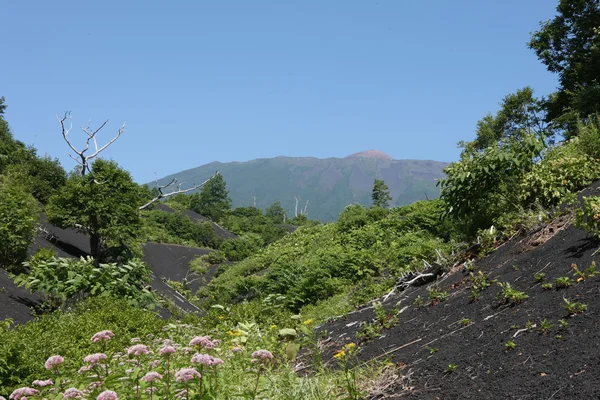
294, 196, 309, 217
294, 196, 300, 217
301, 200, 309, 216
57, 111, 125, 176
139, 173, 219, 210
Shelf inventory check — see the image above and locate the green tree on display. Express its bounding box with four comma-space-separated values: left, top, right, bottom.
265, 201, 286, 224
190, 173, 232, 221
0, 175, 39, 270
372, 179, 392, 208
439, 133, 545, 233
46, 159, 142, 262
0, 96, 6, 117
529, 0, 600, 135
460, 87, 554, 153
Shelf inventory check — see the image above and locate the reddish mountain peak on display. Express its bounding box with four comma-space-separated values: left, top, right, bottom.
345, 150, 394, 160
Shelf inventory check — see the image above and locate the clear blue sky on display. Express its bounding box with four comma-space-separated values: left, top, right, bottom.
3, 1, 559, 184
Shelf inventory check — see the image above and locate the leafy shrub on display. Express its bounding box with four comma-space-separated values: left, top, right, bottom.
574, 115, 600, 160
575, 196, 600, 238
519, 143, 599, 208
15, 257, 157, 309
0, 176, 39, 271
0, 296, 164, 393
142, 209, 221, 248
220, 233, 264, 262
439, 134, 545, 234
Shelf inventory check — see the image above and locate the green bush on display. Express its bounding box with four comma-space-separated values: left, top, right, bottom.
519, 142, 599, 208
142, 209, 221, 248
220, 233, 264, 261
575, 196, 600, 238
575, 115, 600, 160
0, 296, 164, 393
15, 257, 157, 309
0, 176, 39, 271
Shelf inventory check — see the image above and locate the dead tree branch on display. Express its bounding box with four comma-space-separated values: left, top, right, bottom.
139, 173, 218, 210
57, 111, 125, 176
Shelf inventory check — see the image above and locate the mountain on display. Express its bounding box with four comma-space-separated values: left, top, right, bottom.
153, 151, 449, 221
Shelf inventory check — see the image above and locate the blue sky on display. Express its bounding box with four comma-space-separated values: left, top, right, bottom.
3, 1, 559, 184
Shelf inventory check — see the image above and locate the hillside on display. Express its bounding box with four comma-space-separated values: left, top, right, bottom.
314, 185, 600, 399
153, 151, 448, 221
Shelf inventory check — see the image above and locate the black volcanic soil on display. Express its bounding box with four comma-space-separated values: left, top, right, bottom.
317, 185, 600, 399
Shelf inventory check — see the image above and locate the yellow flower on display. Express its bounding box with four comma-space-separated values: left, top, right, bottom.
226, 330, 242, 337
302, 319, 314, 325
333, 350, 345, 359
218, 315, 226, 320
270, 324, 277, 329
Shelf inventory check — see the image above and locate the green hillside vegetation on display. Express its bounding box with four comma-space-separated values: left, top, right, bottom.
2, 1, 600, 397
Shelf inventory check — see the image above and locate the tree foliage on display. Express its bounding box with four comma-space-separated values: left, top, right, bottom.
529, 0, 600, 134
439, 133, 545, 232
190, 173, 232, 222
0, 175, 39, 270
371, 179, 392, 208
265, 201, 286, 224
460, 87, 554, 154
46, 159, 142, 262
15, 257, 157, 310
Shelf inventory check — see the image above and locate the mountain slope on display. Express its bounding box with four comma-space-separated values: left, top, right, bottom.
154, 152, 448, 221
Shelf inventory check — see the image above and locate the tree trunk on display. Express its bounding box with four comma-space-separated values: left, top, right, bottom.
89, 234, 102, 264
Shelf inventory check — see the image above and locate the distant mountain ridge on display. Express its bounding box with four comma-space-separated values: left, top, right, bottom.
154, 151, 449, 221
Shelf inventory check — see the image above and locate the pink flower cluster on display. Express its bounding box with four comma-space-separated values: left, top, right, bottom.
127, 344, 149, 356
32, 379, 53, 387
91, 330, 115, 343
9, 387, 39, 400
159, 345, 176, 356
189, 335, 219, 349
175, 367, 201, 383
191, 353, 224, 367
84, 353, 108, 365
63, 388, 85, 399
97, 390, 118, 400
141, 371, 163, 383
251, 349, 274, 360
44, 355, 64, 370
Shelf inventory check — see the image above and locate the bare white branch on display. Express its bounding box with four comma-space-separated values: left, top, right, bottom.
57, 112, 124, 176
139, 173, 219, 210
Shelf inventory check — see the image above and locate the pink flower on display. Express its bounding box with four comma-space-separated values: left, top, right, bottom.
159, 345, 176, 356
181, 347, 194, 354
83, 353, 108, 365
97, 390, 118, 400
32, 379, 53, 387
127, 344, 149, 356
9, 387, 39, 400
191, 353, 224, 367
251, 350, 274, 360
91, 330, 115, 343
175, 367, 201, 383
78, 365, 92, 374
231, 346, 243, 353
63, 388, 85, 399
45, 355, 65, 370
189, 335, 217, 349
141, 371, 163, 383
150, 359, 161, 368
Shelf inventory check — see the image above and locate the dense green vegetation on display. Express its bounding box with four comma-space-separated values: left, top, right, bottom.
3, 1, 600, 398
